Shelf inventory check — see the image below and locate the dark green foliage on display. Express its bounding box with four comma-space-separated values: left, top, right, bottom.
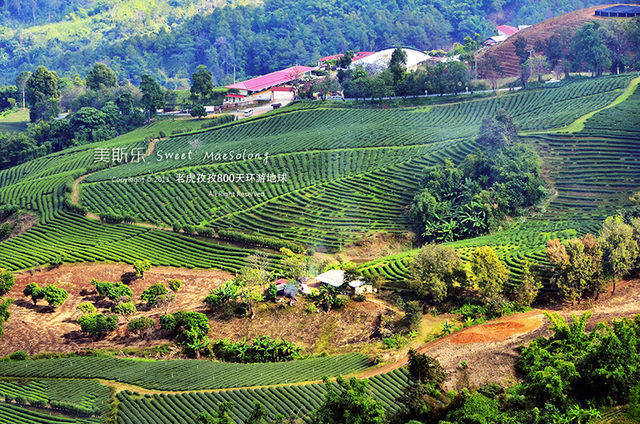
42, 284, 68, 308
190, 104, 206, 119
161, 310, 210, 354
570, 21, 612, 76
23, 282, 44, 305
92, 279, 132, 303
209, 335, 303, 363
140, 74, 165, 116
0, 268, 14, 296
408, 244, 467, 303
77, 313, 118, 338
191, 65, 214, 102
141, 283, 168, 307
217, 229, 304, 253
25, 66, 60, 122
310, 376, 386, 424
518, 312, 640, 409
204, 280, 241, 310
8, 350, 27, 360
127, 316, 155, 337
0, 297, 12, 335
410, 133, 545, 242
86, 63, 117, 91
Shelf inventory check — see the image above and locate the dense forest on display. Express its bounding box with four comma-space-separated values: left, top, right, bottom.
0, 0, 616, 87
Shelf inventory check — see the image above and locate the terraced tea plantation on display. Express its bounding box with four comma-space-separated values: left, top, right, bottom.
0, 74, 636, 273
116, 368, 409, 424
0, 354, 371, 391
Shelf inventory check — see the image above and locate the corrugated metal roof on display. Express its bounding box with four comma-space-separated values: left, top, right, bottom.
226, 65, 315, 92
496, 25, 519, 36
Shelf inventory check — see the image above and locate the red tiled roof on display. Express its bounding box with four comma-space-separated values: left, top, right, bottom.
496, 25, 519, 36
318, 54, 343, 62
353, 51, 375, 61
225, 93, 245, 98
271, 86, 295, 92
226, 65, 315, 92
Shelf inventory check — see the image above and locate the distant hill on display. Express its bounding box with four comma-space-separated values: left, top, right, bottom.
0, 0, 620, 87
477, 4, 634, 78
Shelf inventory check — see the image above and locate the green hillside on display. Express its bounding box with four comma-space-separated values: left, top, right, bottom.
0, 73, 637, 274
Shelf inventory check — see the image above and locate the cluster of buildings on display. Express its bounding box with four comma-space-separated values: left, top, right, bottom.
272, 269, 375, 303
484, 24, 531, 46
222, 47, 459, 106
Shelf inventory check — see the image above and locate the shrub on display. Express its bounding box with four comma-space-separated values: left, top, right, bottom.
210, 335, 303, 363
43, 284, 68, 309
77, 313, 118, 338
168, 279, 183, 292
9, 350, 28, 361
127, 316, 155, 337
0, 268, 14, 296
76, 302, 97, 315
141, 283, 168, 307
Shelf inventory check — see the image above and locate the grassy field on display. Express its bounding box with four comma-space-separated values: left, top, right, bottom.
0, 108, 29, 133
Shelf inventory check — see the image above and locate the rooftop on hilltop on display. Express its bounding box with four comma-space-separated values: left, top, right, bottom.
595, 4, 640, 16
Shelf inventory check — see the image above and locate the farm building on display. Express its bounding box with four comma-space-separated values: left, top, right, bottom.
496, 25, 519, 37
595, 5, 640, 17
224, 65, 314, 104
316, 51, 376, 67
308, 269, 373, 295
353, 47, 431, 71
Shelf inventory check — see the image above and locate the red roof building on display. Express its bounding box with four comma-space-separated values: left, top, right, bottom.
496, 25, 519, 37
317, 51, 376, 66
225, 65, 315, 94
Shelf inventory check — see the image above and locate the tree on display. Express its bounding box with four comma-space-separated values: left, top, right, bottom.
339, 51, 355, 68
169, 279, 183, 293
140, 74, 165, 117
43, 284, 68, 309
15, 71, 31, 109
280, 247, 307, 280
127, 316, 155, 338
196, 402, 235, 424
547, 235, 605, 303
478, 54, 502, 90
236, 267, 267, 319
514, 35, 529, 65
570, 21, 612, 76
113, 301, 137, 321
77, 313, 118, 338
512, 262, 541, 307
478, 108, 518, 149
86, 63, 117, 91
599, 215, 639, 293
191, 65, 214, 102
470, 246, 509, 302
76, 302, 96, 315
133, 259, 151, 279
25, 66, 61, 122
141, 283, 168, 307
190, 103, 206, 119
23, 282, 44, 305
0, 298, 13, 336
245, 402, 268, 424
524, 54, 549, 83
408, 244, 467, 303
389, 47, 408, 86
310, 376, 386, 424
0, 268, 14, 296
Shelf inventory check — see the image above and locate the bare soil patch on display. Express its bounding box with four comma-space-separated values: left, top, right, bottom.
1, 262, 232, 355
0, 262, 397, 357
449, 313, 544, 344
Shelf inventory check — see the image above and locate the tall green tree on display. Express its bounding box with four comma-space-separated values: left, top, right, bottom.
190, 65, 214, 102
139, 74, 165, 118
0, 268, 14, 296
599, 215, 639, 294
311, 376, 386, 424
570, 21, 612, 77
389, 47, 407, 86
25, 66, 61, 121
471, 246, 509, 302
408, 244, 467, 303
86, 63, 117, 90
